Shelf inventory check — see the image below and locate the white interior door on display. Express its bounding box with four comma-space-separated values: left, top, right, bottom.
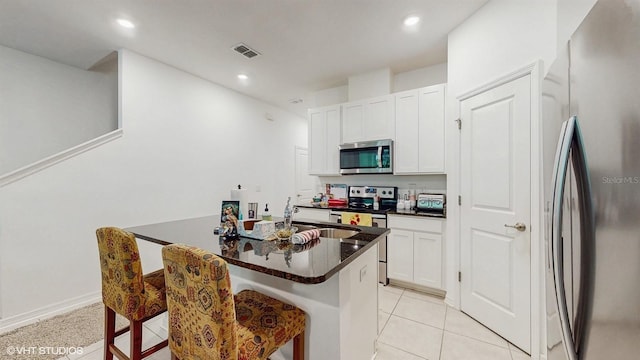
460, 75, 531, 352
295, 147, 315, 205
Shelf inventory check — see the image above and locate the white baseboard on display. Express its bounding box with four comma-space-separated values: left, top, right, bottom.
388, 279, 446, 298
444, 295, 459, 310
0, 291, 101, 334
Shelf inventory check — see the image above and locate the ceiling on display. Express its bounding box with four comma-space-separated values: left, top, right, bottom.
0, 0, 488, 116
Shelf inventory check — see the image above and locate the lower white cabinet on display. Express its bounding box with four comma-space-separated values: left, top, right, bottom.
387, 228, 414, 282
387, 215, 444, 289
294, 207, 330, 222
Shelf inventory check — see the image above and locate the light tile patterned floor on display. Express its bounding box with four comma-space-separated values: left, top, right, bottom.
375, 284, 531, 360
60, 284, 531, 360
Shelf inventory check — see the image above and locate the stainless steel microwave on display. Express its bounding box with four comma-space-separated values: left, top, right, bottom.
339, 139, 393, 175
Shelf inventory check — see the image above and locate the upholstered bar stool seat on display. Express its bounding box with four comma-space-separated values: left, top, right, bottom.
96, 227, 169, 360
162, 244, 306, 360
234, 290, 307, 359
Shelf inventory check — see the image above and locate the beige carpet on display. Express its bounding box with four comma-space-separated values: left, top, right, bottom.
0, 302, 127, 360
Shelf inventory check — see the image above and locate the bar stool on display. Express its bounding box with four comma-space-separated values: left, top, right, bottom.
162, 244, 306, 360
96, 227, 169, 360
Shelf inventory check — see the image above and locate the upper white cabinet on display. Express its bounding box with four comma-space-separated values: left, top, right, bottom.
308, 105, 341, 175
394, 84, 446, 174
342, 95, 395, 143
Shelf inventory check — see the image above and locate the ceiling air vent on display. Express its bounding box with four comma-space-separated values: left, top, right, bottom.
232, 43, 261, 59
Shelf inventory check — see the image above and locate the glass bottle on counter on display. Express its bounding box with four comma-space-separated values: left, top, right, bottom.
284, 197, 292, 228
262, 203, 272, 221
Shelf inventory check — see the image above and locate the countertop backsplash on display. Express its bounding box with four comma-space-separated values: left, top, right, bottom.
317, 174, 447, 198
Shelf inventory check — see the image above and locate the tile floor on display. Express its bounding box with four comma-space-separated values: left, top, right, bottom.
59, 284, 531, 360
376, 285, 530, 360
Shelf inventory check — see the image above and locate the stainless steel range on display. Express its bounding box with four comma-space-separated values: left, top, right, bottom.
329, 185, 397, 285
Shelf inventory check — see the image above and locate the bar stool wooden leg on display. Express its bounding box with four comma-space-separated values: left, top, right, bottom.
104, 307, 116, 360
130, 320, 143, 360
293, 331, 305, 360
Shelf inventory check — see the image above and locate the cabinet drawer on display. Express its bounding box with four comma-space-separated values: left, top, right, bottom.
387, 215, 443, 233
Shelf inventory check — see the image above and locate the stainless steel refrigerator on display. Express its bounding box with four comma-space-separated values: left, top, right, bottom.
543, 0, 640, 359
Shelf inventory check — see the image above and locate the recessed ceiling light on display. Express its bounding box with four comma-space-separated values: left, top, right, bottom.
403, 15, 420, 27
237, 74, 249, 80
116, 19, 135, 29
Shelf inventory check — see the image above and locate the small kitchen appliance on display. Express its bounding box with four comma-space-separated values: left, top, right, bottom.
416, 193, 446, 217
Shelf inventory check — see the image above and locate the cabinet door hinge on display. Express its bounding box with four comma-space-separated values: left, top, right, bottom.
455, 118, 462, 130
458, 271, 462, 282
458, 195, 462, 206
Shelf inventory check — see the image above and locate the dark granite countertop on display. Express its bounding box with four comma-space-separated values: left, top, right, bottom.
388, 209, 447, 219
126, 215, 389, 285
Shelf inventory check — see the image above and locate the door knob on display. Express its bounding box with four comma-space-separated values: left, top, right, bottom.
504, 222, 527, 232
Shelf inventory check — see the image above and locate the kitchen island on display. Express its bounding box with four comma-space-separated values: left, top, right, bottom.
127, 215, 389, 360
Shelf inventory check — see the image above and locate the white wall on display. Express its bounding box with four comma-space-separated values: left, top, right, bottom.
557, 0, 598, 50
309, 63, 447, 108
318, 174, 446, 199
0, 49, 307, 329
311, 85, 348, 108
348, 68, 392, 101
393, 63, 447, 93
0, 45, 118, 174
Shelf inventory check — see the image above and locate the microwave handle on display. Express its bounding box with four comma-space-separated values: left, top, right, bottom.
377, 146, 382, 168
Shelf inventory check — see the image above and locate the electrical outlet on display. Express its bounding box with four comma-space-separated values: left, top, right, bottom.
360, 265, 367, 282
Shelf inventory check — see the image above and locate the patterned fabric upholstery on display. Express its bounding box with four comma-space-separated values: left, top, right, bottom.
96, 227, 167, 321
162, 244, 306, 360
234, 290, 306, 359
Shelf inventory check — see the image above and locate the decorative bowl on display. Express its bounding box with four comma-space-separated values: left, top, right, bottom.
273, 226, 298, 241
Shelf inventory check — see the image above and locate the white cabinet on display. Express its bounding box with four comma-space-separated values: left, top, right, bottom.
413, 231, 443, 289
294, 207, 331, 222
308, 105, 341, 175
394, 84, 446, 174
342, 95, 395, 143
387, 215, 444, 289
387, 228, 414, 282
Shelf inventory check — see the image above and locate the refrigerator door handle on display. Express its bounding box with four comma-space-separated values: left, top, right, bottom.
550, 116, 595, 360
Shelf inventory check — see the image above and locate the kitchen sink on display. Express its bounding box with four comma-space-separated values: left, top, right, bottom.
294, 224, 318, 232
339, 238, 367, 246
291, 223, 360, 239
318, 228, 360, 239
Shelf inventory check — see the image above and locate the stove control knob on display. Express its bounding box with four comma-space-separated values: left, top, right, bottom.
357, 190, 361, 194
382, 191, 387, 195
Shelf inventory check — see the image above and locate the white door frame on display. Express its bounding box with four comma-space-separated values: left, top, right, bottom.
447, 61, 544, 359
294, 146, 316, 205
